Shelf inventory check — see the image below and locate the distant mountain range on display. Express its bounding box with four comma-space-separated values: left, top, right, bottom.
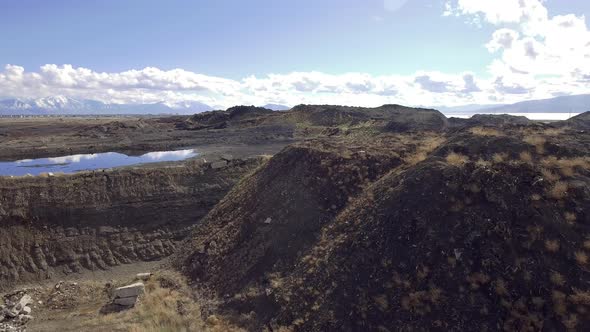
2, 94, 588, 116
0, 96, 213, 115
437, 94, 590, 115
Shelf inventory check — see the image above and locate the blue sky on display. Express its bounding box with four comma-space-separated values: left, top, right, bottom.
0, 0, 497, 77
1, 0, 590, 108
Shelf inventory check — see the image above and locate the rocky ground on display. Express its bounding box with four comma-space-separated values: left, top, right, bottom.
2, 105, 589, 331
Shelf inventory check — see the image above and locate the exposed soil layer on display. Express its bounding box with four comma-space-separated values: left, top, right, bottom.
0, 158, 264, 289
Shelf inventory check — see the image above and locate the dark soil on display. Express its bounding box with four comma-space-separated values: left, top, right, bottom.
176, 111, 590, 331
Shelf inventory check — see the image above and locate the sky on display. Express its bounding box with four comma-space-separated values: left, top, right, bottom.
0, 0, 589, 108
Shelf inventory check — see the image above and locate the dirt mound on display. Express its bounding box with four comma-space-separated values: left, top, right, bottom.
177, 138, 406, 295
288, 104, 448, 132
565, 111, 590, 130
178, 124, 590, 331
180, 106, 276, 130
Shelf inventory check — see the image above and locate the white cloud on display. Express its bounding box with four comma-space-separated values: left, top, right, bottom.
1, 1, 590, 109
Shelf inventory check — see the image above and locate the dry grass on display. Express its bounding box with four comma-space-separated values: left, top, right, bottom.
493, 278, 509, 296
523, 135, 547, 154
550, 271, 566, 286
545, 127, 568, 136
569, 289, 590, 305
519, 151, 533, 164
91, 271, 244, 332
445, 152, 469, 167
475, 158, 491, 168
492, 153, 507, 163
469, 126, 504, 137
547, 181, 568, 200
575, 251, 589, 266
541, 156, 590, 178
541, 168, 561, 182
564, 212, 577, 225
545, 240, 560, 253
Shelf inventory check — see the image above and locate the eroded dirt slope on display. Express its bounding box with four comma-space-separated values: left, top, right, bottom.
178, 113, 590, 331
0, 158, 263, 289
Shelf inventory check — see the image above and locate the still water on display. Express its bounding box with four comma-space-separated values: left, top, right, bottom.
0, 149, 198, 176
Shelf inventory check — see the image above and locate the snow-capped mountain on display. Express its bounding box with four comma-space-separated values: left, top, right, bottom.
164, 100, 213, 113
0, 96, 213, 115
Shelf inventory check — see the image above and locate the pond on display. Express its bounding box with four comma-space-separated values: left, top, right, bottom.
0, 149, 198, 176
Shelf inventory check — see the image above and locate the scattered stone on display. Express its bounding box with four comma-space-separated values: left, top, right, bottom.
113, 296, 137, 306
220, 154, 233, 161
112, 282, 145, 307
17, 314, 33, 324
0, 293, 34, 330
113, 282, 144, 298
136, 272, 152, 281
211, 161, 227, 169
263, 217, 272, 224
206, 315, 220, 326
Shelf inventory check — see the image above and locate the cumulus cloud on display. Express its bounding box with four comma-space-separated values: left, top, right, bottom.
1, 1, 590, 109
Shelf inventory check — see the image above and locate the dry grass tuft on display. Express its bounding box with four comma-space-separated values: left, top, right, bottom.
475, 158, 491, 168
540, 168, 560, 182
550, 271, 566, 286
569, 289, 590, 305
492, 153, 507, 163
547, 181, 568, 200
575, 251, 589, 266
445, 152, 469, 166
469, 126, 504, 137
545, 239, 560, 253
519, 151, 533, 164
564, 212, 577, 225
523, 135, 546, 154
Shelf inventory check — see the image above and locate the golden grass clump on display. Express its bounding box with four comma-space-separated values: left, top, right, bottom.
547, 181, 568, 200
569, 289, 590, 305
523, 135, 546, 154
475, 158, 491, 168
550, 271, 566, 286
545, 239, 560, 253
469, 126, 504, 137
575, 251, 589, 266
564, 212, 577, 225
492, 153, 507, 163
540, 168, 560, 182
445, 152, 469, 166
519, 151, 533, 164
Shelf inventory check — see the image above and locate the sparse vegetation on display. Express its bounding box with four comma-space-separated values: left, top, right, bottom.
523, 135, 546, 154
446, 152, 469, 166
547, 181, 568, 199
545, 239, 560, 252
575, 251, 589, 266
469, 126, 503, 137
